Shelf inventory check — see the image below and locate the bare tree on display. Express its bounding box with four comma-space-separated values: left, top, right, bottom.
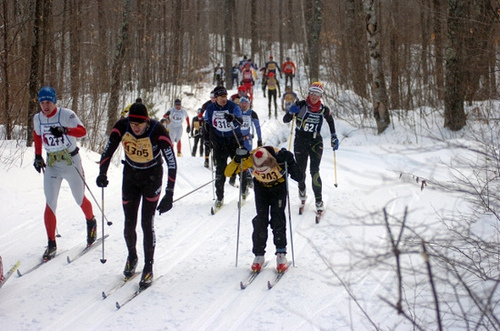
106, 0, 132, 134
443, 0, 467, 131
364, 0, 390, 134
26, 0, 44, 146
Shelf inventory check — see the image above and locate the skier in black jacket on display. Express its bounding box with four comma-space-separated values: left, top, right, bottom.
225, 146, 302, 273
283, 82, 339, 213
96, 103, 177, 289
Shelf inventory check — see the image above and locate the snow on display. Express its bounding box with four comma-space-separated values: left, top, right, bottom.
0, 83, 495, 330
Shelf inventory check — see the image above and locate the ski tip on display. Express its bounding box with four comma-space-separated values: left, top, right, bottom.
102, 291, 107, 299
115, 302, 121, 309
210, 207, 215, 215
16, 269, 22, 277
66, 256, 72, 264
267, 280, 273, 290
240, 281, 246, 290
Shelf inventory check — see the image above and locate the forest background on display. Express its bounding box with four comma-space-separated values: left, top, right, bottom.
1, 0, 499, 148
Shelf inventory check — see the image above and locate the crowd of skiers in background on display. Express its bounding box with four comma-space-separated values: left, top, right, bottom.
0, 55, 341, 289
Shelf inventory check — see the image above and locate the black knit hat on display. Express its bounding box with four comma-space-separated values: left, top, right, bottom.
128, 103, 149, 122
213, 86, 228, 97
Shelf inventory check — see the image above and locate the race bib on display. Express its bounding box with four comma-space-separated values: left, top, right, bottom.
122, 132, 154, 163
241, 116, 251, 130
300, 112, 322, 133
253, 166, 283, 184
41, 125, 71, 152
212, 112, 232, 132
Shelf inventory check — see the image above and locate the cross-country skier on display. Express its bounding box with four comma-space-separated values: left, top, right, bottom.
225, 146, 302, 272
163, 99, 190, 157
96, 102, 177, 289
33, 86, 97, 261
282, 82, 339, 213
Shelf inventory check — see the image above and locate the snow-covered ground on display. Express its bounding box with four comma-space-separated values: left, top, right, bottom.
0, 83, 493, 330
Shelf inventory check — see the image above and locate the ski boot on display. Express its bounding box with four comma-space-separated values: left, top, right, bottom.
139, 261, 153, 289
276, 253, 288, 273
123, 256, 138, 278
251, 256, 265, 272
43, 240, 57, 261
86, 217, 97, 246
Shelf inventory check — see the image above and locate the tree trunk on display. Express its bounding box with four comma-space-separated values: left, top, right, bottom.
433, 0, 444, 101
224, 0, 235, 86
308, 0, 323, 83
26, 0, 44, 146
250, 0, 258, 61
364, 0, 390, 134
106, 0, 132, 135
69, 0, 81, 112
1, 0, 12, 140
443, 0, 466, 131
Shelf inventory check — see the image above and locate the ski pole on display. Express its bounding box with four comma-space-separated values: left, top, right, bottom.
172, 179, 215, 203
288, 115, 295, 150
333, 151, 338, 188
100, 187, 107, 264
284, 162, 295, 267
235, 160, 243, 267
64, 149, 112, 226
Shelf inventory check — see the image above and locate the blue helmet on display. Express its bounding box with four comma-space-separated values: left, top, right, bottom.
38, 86, 57, 104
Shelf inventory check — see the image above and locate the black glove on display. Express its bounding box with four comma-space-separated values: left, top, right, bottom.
276, 148, 294, 164
186, 126, 190, 134
331, 133, 339, 150
295, 100, 307, 107
50, 126, 68, 138
96, 174, 108, 187
234, 148, 249, 163
257, 139, 263, 147
224, 113, 235, 123
157, 190, 174, 214
33, 155, 46, 173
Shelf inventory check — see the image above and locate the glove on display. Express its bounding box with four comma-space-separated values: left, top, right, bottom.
276, 148, 294, 164
96, 174, 108, 187
288, 105, 300, 114
234, 148, 249, 163
157, 190, 173, 214
186, 126, 190, 134
257, 139, 262, 147
50, 126, 68, 138
224, 113, 235, 123
33, 155, 46, 173
331, 133, 339, 150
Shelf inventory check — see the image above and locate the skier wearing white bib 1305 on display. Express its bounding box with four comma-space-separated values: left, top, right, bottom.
33, 86, 97, 261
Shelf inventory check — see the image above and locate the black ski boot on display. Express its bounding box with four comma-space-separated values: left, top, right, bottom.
43, 240, 57, 261
123, 256, 138, 278
86, 217, 97, 246
139, 260, 154, 289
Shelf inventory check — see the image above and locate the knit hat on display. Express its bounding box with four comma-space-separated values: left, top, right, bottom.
308, 82, 324, 96
251, 147, 277, 172
213, 86, 228, 97
128, 103, 149, 123
239, 97, 249, 104
174, 99, 181, 105
38, 86, 57, 104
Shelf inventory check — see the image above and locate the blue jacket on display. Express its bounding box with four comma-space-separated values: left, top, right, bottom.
204, 99, 243, 139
